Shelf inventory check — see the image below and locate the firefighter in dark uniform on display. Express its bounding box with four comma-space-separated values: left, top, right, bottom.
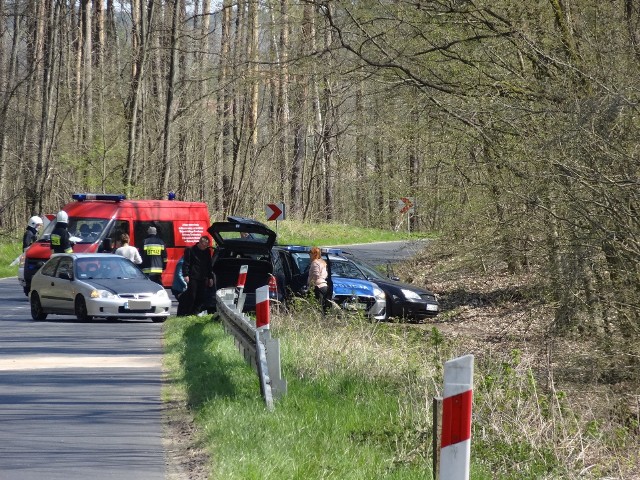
50, 211, 74, 254
23, 216, 43, 251
141, 226, 167, 285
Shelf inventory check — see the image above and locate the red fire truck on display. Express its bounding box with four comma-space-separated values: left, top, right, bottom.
20, 193, 211, 294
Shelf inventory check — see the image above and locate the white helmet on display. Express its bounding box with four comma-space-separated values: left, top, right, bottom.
56, 210, 69, 223
28, 216, 43, 228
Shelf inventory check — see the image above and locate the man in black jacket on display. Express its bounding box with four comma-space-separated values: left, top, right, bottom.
178, 236, 214, 316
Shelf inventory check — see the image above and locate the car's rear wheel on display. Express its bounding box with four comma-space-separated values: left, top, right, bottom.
30, 292, 48, 321
75, 295, 93, 322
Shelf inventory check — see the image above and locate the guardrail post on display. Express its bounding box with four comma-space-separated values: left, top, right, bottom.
439, 354, 474, 480
215, 287, 287, 409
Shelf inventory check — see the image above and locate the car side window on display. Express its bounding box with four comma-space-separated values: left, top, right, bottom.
291, 253, 310, 274
40, 258, 61, 277
56, 258, 74, 279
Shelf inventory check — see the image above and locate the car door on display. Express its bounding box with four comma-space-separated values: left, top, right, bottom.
51, 257, 76, 313
36, 257, 61, 310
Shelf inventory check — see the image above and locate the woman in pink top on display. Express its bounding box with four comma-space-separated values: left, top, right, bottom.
307, 246, 329, 313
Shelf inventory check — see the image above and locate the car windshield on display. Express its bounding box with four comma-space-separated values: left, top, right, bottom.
76, 257, 146, 280
217, 230, 271, 244
350, 259, 386, 280
330, 259, 367, 280
69, 218, 108, 243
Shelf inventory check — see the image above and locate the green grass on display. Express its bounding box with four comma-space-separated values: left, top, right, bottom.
163, 313, 438, 480
0, 241, 22, 278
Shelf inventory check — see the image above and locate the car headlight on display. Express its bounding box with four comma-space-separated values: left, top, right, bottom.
91, 289, 117, 299
373, 286, 385, 301
155, 289, 169, 298
400, 288, 422, 302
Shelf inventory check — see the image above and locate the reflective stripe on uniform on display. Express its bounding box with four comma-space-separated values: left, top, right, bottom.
144, 244, 165, 256
51, 235, 61, 246
143, 268, 164, 274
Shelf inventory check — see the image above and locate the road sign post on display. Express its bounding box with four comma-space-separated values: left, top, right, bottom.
398, 197, 415, 234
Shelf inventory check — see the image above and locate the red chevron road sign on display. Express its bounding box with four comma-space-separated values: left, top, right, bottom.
266, 203, 285, 221
398, 197, 414, 214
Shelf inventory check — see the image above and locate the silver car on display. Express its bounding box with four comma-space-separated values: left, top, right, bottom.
29, 253, 171, 322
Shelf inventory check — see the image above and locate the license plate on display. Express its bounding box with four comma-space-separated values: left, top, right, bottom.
426, 304, 439, 312
125, 300, 151, 310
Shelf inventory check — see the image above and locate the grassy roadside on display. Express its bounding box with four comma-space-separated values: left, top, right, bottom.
162, 300, 594, 479
0, 241, 22, 278
162, 236, 639, 479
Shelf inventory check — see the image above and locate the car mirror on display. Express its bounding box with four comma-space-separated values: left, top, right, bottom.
59, 272, 73, 281
390, 276, 400, 281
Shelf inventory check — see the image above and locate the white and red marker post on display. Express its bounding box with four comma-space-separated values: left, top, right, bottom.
439, 354, 474, 480
236, 265, 248, 311
255, 285, 270, 331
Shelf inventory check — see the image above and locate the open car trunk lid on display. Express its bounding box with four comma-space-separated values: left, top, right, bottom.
207, 216, 276, 254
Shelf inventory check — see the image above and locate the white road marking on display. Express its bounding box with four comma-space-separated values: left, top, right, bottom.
0, 355, 161, 371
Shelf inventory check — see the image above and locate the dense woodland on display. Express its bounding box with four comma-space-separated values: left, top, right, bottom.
0, 1, 638, 365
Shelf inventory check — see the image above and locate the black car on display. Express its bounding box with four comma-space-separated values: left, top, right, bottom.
340, 251, 439, 321
207, 216, 279, 311
207, 217, 386, 318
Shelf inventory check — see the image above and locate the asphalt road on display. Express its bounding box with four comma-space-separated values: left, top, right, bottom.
330, 239, 429, 266
0, 277, 172, 480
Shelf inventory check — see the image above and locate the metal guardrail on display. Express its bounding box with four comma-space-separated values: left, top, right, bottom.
216, 287, 287, 410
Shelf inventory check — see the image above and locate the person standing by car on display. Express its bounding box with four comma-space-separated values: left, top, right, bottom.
114, 233, 142, 264
141, 226, 167, 285
50, 211, 74, 254
178, 236, 214, 316
308, 246, 329, 313
172, 256, 187, 303
22, 216, 43, 251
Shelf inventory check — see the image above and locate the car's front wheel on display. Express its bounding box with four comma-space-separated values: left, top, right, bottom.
30, 292, 48, 321
151, 316, 168, 323
75, 295, 93, 322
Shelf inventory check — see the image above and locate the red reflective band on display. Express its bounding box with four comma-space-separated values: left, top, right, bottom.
441, 389, 473, 448
237, 272, 247, 289
255, 301, 269, 328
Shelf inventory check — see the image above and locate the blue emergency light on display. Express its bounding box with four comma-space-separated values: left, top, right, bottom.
72, 193, 126, 202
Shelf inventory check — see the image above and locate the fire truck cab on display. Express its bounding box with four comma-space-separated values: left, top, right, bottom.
21, 193, 211, 294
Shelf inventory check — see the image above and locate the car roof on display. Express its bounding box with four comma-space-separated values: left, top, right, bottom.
51, 253, 126, 260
